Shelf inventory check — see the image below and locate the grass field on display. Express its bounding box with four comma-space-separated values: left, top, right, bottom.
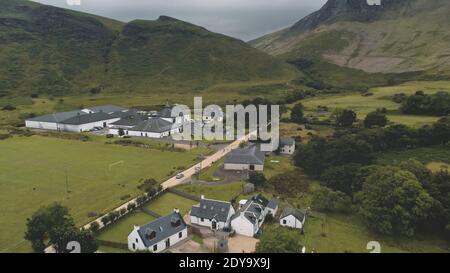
0, 135, 207, 252
376, 145, 450, 171
176, 181, 244, 202
264, 212, 449, 253
300, 81, 450, 127
144, 193, 197, 217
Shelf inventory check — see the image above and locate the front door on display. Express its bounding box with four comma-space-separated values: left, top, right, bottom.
212, 220, 217, 230
103, 122, 106, 127
165, 238, 170, 248
250, 165, 255, 171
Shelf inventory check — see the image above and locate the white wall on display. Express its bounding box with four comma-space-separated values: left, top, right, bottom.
231, 215, 257, 237
190, 206, 235, 230
26, 118, 120, 133
25, 120, 59, 131
128, 227, 188, 253
224, 163, 264, 171
281, 144, 295, 155
280, 215, 304, 229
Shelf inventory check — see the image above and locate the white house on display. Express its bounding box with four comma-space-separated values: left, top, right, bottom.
128, 210, 188, 253
190, 196, 235, 230
230, 194, 277, 237
125, 118, 182, 139
279, 138, 296, 155
279, 207, 306, 230
25, 105, 129, 133
108, 112, 147, 135
224, 144, 266, 171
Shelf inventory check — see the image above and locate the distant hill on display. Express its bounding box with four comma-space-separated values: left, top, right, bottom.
250, 0, 450, 76
0, 0, 294, 97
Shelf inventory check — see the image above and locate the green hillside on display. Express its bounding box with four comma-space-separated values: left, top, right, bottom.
250, 0, 450, 76
0, 0, 294, 97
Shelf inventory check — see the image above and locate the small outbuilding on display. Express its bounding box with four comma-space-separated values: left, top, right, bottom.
279, 207, 306, 230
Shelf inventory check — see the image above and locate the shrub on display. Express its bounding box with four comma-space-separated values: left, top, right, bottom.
1, 104, 16, 111
89, 222, 100, 233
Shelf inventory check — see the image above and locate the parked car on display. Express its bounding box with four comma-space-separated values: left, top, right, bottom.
176, 173, 185, 179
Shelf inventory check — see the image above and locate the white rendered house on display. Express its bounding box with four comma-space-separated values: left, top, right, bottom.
190, 196, 235, 230
279, 207, 306, 229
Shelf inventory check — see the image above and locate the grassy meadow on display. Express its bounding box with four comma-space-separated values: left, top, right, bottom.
0, 135, 207, 252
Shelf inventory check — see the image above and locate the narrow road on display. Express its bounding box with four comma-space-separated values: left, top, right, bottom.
45, 132, 252, 253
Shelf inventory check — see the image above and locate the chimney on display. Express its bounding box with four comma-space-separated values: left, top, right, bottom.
201, 195, 205, 200
174, 208, 180, 214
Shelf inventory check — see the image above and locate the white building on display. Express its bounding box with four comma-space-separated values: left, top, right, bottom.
231, 194, 277, 237
120, 118, 182, 139
25, 105, 129, 133
190, 196, 235, 230
128, 211, 188, 253
224, 145, 266, 171
156, 104, 191, 124
279, 138, 296, 155
279, 207, 306, 230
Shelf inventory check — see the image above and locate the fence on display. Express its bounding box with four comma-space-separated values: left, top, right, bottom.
96, 240, 128, 250
167, 188, 201, 202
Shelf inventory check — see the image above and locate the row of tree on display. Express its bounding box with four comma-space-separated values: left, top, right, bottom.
400, 91, 450, 116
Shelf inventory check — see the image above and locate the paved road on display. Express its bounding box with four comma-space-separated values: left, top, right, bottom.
45, 132, 252, 253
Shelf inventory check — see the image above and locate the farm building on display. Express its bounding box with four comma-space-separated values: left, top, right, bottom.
279, 138, 296, 155
190, 196, 235, 230
25, 105, 130, 132
224, 145, 266, 171
125, 118, 182, 138
128, 210, 188, 253
108, 112, 147, 135
230, 194, 277, 237
279, 207, 306, 230
154, 104, 191, 124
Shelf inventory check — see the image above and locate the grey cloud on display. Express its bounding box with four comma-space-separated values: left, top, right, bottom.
32, 0, 327, 41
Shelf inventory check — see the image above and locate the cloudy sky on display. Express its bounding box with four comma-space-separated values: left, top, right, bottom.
31, 0, 326, 41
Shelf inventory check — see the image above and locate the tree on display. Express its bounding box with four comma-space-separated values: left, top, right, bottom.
290, 103, 305, 124
364, 111, 388, 128
248, 172, 267, 188
89, 222, 100, 233
320, 164, 362, 196
311, 187, 352, 213
269, 171, 309, 196
256, 226, 303, 253
25, 203, 98, 253
332, 109, 357, 127
398, 159, 432, 187
355, 166, 434, 237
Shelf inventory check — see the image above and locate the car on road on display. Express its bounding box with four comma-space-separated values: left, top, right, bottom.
176, 173, 185, 179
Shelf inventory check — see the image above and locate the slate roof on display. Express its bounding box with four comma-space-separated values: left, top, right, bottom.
224, 145, 265, 165
191, 198, 233, 222
280, 137, 295, 147
59, 112, 115, 125
86, 105, 127, 114
26, 110, 87, 123
136, 212, 187, 248
267, 198, 278, 210
129, 118, 174, 133
280, 207, 306, 221
110, 114, 147, 127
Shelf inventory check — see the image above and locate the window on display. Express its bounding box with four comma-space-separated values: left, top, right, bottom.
153, 245, 157, 252
179, 232, 183, 238
132, 243, 136, 250
283, 219, 287, 225
136, 238, 138, 243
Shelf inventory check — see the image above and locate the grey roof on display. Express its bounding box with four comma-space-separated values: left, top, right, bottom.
130, 118, 174, 133
26, 110, 87, 123
267, 198, 278, 210
158, 106, 174, 118
191, 198, 233, 222
59, 112, 115, 125
232, 194, 268, 224
137, 212, 187, 248
280, 207, 306, 221
280, 137, 295, 147
110, 114, 147, 127
86, 105, 127, 114
224, 145, 265, 165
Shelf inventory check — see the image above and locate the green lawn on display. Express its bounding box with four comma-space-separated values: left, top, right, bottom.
176, 181, 244, 202
264, 155, 297, 180
144, 193, 197, 217
299, 213, 449, 253
300, 81, 449, 127
375, 145, 450, 168
96, 211, 155, 244
0, 135, 206, 252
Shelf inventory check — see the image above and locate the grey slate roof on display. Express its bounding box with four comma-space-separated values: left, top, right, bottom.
137, 212, 187, 248
232, 194, 268, 224
59, 112, 115, 125
280, 137, 295, 147
129, 118, 174, 133
280, 207, 306, 221
86, 105, 127, 114
191, 198, 233, 222
267, 198, 278, 210
224, 145, 265, 165
26, 110, 87, 123
110, 114, 147, 127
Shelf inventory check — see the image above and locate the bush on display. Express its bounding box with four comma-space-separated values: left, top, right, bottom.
269, 171, 309, 196
312, 187, 352, 213
0, 134, 11, 140
89, 222, 100, 233
1, 104, 16, 111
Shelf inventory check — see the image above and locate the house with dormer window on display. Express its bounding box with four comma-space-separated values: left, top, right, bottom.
190, 195, 235, 230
